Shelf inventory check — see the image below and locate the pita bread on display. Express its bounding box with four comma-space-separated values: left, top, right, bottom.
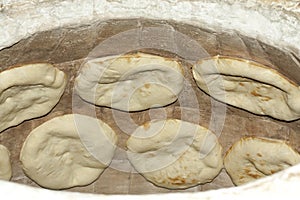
0, 144, 12, 181
127, 119, 223, 189
0, 63, 66, 132
224, 137, 300, 186
20, 114, 118, 189
75, 53, 184, 111
192, 56, 300, 121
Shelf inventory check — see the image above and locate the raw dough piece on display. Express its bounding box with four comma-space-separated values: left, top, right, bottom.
0, 144, 12, 181
75, 53, 184, 111
224, 137, 300, 186
192, 56, 300, 121
0, 63, 66, 132
20, 114, 118, 189
127, 119, 223, 189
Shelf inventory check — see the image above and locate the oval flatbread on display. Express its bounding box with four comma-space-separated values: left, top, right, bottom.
0, 63, 66, 132
192, 56, 300, 121
127, 119, 223, 189
20, 114, 118, 189
224, 137, 300, 186
0, 144, 12, 181
75, 53, 184, 111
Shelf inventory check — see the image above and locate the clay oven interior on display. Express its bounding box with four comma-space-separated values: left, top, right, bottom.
1, 17, 300, 194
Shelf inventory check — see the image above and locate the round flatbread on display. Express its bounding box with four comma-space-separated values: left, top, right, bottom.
0, 63, 66, 132
20, 114, 118, 189
224, 137, 300, 186
126, 119, 223, 189
0, 144, 12, 181
75, 53, 184, 111
192, 56, 300, 121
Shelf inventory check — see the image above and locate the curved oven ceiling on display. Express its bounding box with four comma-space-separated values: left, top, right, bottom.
1, 0, 300, 54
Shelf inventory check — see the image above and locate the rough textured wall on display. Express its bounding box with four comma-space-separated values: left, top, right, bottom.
1, 0, 300, 55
